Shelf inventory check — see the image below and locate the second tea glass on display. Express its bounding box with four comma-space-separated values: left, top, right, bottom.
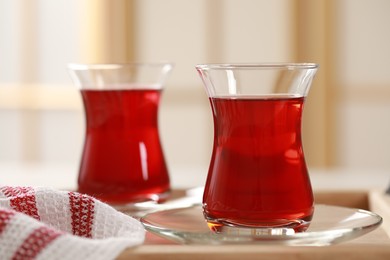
196, 63, 318, 234
68, 63, 173, 205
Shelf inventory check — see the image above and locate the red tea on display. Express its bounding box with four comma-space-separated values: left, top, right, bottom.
79, 89, 170, 204
203, 95, 313, 231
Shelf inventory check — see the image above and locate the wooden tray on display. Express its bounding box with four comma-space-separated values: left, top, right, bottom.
118, 190, 390, 259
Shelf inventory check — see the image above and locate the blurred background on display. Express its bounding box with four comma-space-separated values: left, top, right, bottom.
0, 0, 390, 189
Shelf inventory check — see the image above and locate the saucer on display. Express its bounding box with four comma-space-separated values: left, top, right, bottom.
140, 204, 382, 246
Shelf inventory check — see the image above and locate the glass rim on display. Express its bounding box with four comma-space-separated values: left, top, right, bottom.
195, 63, 319, 70
67, 62, 174, 71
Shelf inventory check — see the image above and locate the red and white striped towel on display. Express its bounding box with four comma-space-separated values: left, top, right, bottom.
0, 186, 145, 260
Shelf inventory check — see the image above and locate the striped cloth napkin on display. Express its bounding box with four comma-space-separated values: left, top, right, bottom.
0, 186, 145, 260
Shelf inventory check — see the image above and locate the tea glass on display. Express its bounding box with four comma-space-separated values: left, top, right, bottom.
196, 63, 318, 234
68, 63, 173, 205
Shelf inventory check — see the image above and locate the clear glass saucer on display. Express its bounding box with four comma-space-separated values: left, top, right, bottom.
140, 204, 382, 246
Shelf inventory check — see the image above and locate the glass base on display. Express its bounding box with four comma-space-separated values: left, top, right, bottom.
111, 190, 171, 218
205, 216, 311, 234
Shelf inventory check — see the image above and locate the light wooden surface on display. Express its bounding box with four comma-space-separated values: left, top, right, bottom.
118, 190, 390, 259
120, 244, 390, 260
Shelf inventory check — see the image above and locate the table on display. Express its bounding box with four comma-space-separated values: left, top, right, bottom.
1, 163, 390, 258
